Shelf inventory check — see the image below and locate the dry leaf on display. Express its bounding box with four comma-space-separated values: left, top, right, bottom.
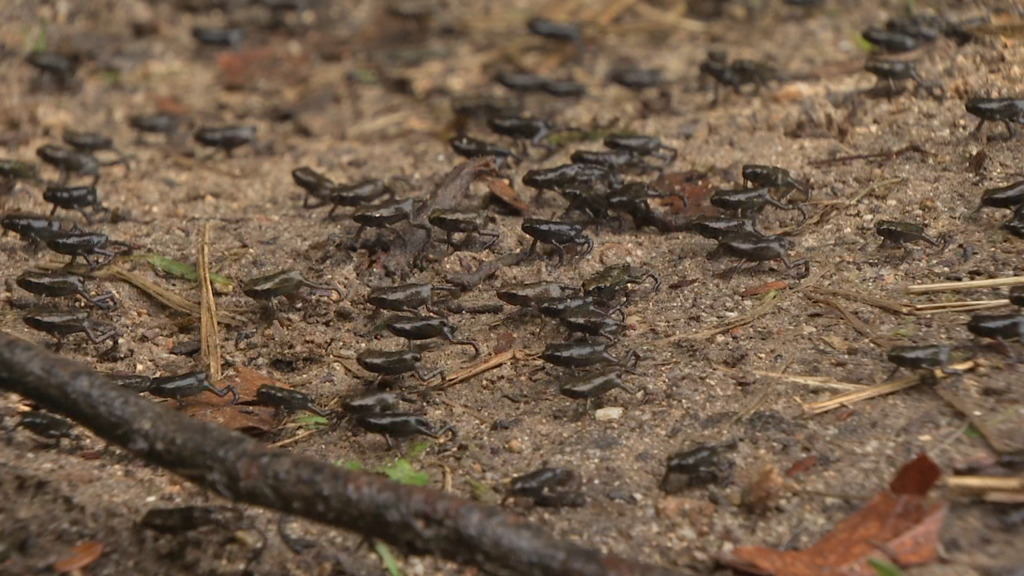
53, 541, 104, 573
741, 464, 785, 514
652, 171, 718, 217
178, 367, 288, 432
486, 177, 531, 215
722, 454, 948, 576
217, 46, 310, 90
740, 281, 789, 297
786, 455, 819, 477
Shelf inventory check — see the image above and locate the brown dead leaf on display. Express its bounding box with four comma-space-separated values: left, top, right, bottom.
786, 455, 819, 477
178, 367, 287, 432
486, 177, 531, 215
722, 454, 948, 576
155, 97, 188, 116
217, 46, 310, 91
741, 464, 785, 514
54, 541, 104, 573
740, 280, 789, 297
652, 171, 718, 217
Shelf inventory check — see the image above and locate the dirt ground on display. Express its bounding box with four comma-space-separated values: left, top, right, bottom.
1, 0, 1023, 574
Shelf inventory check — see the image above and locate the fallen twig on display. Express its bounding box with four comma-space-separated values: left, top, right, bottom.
802, 361, 975, 416
946, 476, 1024, 494
0, 332, 685, 576
36, 262, 247, 326
808, 144, 930, 166
913, 299, 1011, 315
198, 223, 222, 380
806, 293, 893, 348
808, 286, 916, 315
721, 368, 867, 392
428, 349, 532, 391
905, 276, 1024, 295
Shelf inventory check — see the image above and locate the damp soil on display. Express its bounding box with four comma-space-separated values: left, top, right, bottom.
1, 0, 1022, 574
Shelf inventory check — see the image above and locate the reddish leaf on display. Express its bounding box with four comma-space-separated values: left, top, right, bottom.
740, 281, 789, 297
889, 454, 942, 496
486, 177, 531, 215
217, 47, 310, 90
155, 97, 188, 116
721, 454, 948, 576
54, 541, 104, 573
652, 171, 718, 217
178, 367, 285, 432
786, 455, 818, 477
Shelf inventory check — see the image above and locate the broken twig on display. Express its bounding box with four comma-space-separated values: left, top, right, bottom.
0, 332, 684, 576
905, 276, 1024, 295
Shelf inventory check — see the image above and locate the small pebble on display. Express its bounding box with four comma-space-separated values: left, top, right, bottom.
595, 407, 624, 421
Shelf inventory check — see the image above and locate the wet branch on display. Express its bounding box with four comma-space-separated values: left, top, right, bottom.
0, 332, 685, 576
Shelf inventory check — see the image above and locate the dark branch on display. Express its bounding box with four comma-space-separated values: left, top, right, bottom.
0, 332, 686, 576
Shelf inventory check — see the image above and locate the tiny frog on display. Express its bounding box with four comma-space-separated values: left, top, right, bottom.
292, 167, 335, 208
0, 159, 40, 182
608, 67, 664, 90
536, 295, 613, 320
522, 218, 593, 267
975, 180, 1024, 214
496, 281, 578, 308
558, 306, 625, 341
865, 58, 945, 100
541, 79, 587, 98
43, 185, 109, 223
967, 314, 1024, 360
129, 113, 183, 142
141, 506, 244, 534
660, 444, 736, 493
561, 188, 614, 224
193, 125, 256, 157
367, 283, 460, 314
22, 310, 118, 352
522, 163, 620, 194
558, 370, 635, 407
685, 216, 761, 240
742, 165, 807, 196
487, 117, 553, 147
356, 348, 445, 384
582, 263, 660, 304
192, 26, 246, 47
495, 71, 549, 93
242, 270, 341, 301
862, 28, 921, 52
710, 187, 808, 225
327, 179, 395, 218
355, 413, 453, 449
16, 270, 118, 309
570, 149, 659, 175
352, 198, 430, 243
875, 220, 945, 258
540, 341, 638, 371
428, 208, 500, 251
36, 145, 103, 186
26, 52, 79, 89
526, 17, 582, 43
449, 136, 517, 166
2, 214, 77, 247
341, 391, 401, 415
965, 97, 1024, 139
715, 232, 809, 278
104, 373, 154, 393
148, 371, 239, 405
1010, 286, 1024, 308
603, 134, 677, 164
384, 314, 481, 356
19, 410, 76, 443
256, 384, 329, 417
46, 231, 131, 269
1005, 206, 1024, 238
63, 130, 130, 173
886, 344, 967, 380
605, 182, 676, 232
504, 467, 585, 508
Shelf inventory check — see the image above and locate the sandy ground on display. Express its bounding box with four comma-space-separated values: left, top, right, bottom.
1, 0, 1022, 574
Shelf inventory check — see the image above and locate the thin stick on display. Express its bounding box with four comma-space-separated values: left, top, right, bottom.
933, 384, 1019, 454
806, 293, 892, 348
35, 262, 247, 326
906, 276, 1024, 294
801, 361, 976, 416
914, 300, 1010, 315
429, 349, 527, 391
945, 476, 1024, 493
198, 223, 222, 381
268, 428, 323, 449
0, 333, 681, 576
726, 369, 868, 391
809, 286, 916, 315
